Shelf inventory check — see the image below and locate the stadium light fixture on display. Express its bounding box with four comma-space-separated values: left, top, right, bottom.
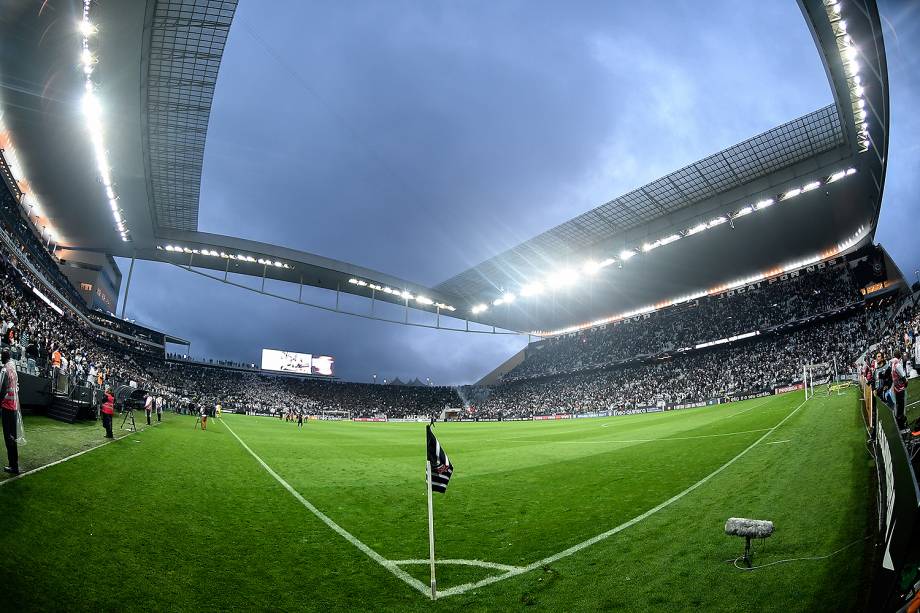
80, 2, 130, 241
780, 188, 802, 200
471, 304, 488, 314
532, 224, 866, 338
475, 167, 858, 311
521, 282, 545, 297
732, 206, 753, 219
824, 1, 870, 153
416, 296, 434, 305
546, 269, 578, 289
802, 181, 821, 193
687, 223, 707, 236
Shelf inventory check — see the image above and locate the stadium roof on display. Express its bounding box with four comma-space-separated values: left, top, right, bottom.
0, 0, 890, 335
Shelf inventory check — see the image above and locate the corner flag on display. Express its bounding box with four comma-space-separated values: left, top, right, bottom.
426, 425, 453, 493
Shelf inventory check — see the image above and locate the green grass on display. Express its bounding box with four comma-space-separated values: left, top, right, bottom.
0, 390, 873, 611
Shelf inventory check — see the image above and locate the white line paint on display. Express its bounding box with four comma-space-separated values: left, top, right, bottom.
511, 427, 771, 445
0, 419, 161, 487
222, 420, 430, 597
907, 399, 920, 409
391, 559, 524, 572
437, 398, 809, 598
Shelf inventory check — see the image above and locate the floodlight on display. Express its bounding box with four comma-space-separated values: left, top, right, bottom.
707, 216, 727, 228
733, 206, 753, 218
619, 249, 636, 261
687, 223, 707, 236
781, 188, 802, 200
471, 304, 487, 314
802, 181, 821, 192
78, 20, 97, 36
521, 282, 544, 297
501, 292, 516, 304
846, 167, 857, 175
755, 198, 774, 210
416, 296, 434, 305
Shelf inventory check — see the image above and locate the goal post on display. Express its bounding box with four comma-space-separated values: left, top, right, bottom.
804, 362, 832, 400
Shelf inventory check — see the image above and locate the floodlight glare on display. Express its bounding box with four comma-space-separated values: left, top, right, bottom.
619, 249, 636, 261
802, 181, 821, 192
521, 282, 544, 297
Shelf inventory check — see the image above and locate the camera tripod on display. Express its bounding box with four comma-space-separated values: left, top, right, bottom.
121, 408, 137, 432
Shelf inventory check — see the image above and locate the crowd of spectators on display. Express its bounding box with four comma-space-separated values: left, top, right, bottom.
505, 264, 861, 382
0, 176, 914, 425
140, 357, 458, 419
474, 305, 894, 418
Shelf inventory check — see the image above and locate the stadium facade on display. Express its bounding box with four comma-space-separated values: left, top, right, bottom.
0, 0, 896, 340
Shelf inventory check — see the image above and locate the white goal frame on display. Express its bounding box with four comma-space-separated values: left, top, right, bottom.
803, 361, 834, 400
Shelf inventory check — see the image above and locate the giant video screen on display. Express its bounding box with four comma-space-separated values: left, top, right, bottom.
261, 349, 335, 377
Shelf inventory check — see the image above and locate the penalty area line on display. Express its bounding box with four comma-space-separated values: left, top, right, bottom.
438, 397, 809, 598
222, 421, 430, 597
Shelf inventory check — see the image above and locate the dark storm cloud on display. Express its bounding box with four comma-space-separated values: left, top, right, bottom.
117, 1, 919, 384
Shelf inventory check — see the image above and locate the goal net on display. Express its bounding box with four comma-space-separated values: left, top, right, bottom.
803, 362, 833, 400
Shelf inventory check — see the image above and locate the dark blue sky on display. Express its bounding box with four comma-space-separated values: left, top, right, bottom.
118, 0, 920, 385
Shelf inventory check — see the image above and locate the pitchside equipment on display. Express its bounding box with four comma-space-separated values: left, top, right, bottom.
725, 517, 775, 567
804, 362, 833, 400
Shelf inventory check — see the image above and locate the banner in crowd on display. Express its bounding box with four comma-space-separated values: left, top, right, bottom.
774, 382, 805, 394
533, 413, 573, 420
352, 417, 387, 422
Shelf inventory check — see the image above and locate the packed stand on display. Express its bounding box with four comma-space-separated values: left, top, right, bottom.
475, 305, 893, 419
505, 264, 860, 382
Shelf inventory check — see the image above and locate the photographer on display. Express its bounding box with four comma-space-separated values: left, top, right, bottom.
101, 386, 114, 439
872, 350, 892, 407
891, 350, 909, 430
0, 348, 23, 474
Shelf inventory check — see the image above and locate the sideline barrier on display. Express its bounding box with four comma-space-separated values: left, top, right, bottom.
865, 383, 920, 610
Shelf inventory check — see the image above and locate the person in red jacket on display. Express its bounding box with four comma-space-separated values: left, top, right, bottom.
101, 387, 115, 439
0, 349, 22, 474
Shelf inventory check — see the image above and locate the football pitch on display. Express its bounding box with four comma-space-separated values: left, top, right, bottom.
0, 389, 873, 611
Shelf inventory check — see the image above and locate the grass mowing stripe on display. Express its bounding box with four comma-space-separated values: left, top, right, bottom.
510, 427, 771, 445
438, 396, 810, 599
0, 420, 161, 487
221, 419, 432, 597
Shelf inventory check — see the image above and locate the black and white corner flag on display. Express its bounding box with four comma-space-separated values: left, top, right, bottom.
426, 425, 453, 493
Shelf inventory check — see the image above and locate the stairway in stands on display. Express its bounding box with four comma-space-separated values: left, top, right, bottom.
47, 395, 90, 423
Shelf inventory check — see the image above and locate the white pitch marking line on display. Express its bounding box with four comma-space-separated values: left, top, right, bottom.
767, 439, 791, 445
907, 399, 920, 409
391, 559, 524, 572
438, 398, 809, 599
222, 421, 430, 597
0, 419, 162, 487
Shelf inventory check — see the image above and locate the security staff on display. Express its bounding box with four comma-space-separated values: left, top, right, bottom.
101, 387, 115, 439
0, 349, 21, 474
